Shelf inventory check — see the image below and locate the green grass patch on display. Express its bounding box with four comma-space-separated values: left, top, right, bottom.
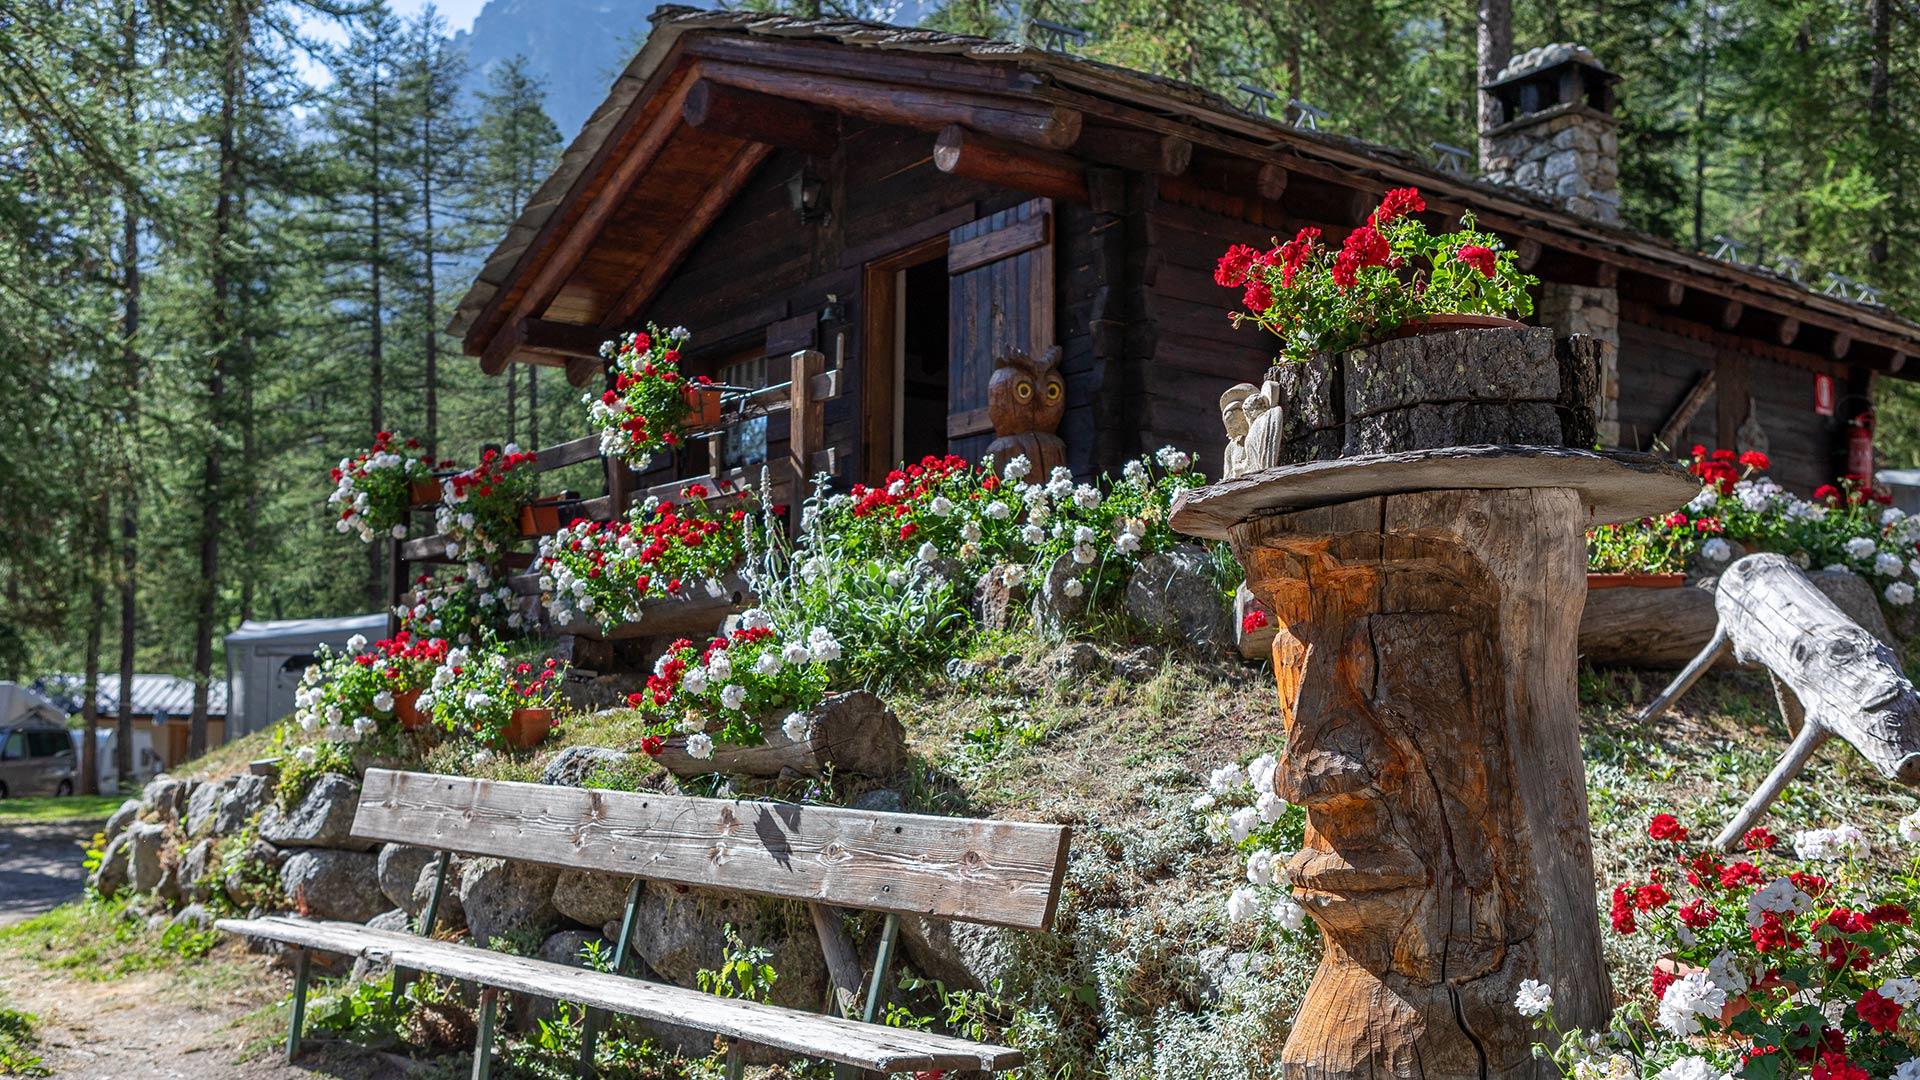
0, 996, 47, 1078
0, 896, 223, 983
0, 794, 123, 827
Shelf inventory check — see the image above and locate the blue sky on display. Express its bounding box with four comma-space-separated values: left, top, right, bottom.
296, 0, 490, 85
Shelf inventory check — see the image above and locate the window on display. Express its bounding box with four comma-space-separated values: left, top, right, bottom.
27, 731, 69, 757
717, 352, 770, 470
1, 732, 21, 760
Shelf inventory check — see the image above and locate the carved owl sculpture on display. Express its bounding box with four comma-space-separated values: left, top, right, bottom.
986, 346, 1066, 483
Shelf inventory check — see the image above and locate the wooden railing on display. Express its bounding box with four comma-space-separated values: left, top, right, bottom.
389, 349, 843, 640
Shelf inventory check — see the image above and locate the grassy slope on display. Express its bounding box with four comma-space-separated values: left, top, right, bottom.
0, 793, 125, 827
140, 635, 1920, 1079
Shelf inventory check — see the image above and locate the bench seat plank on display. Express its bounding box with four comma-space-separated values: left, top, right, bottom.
353, 769, 1070, 931
218, 915, 1021, 1072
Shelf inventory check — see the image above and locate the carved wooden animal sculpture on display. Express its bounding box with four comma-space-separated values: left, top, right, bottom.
986, 347, 1066, 483
1637, 552, 1920, 849
1237, 490, 1610, 1080
1220, 383, 1258, 478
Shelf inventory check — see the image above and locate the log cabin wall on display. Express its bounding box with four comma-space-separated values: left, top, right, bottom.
1618, 308, 1851, 495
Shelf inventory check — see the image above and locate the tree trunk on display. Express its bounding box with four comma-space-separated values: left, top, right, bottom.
1231, 488, 1610, 1080
116, 4, 140, 787
1476, 0, 1512, 166
1868, 0, 1892, 266
421, 98, 439, 462
369, 61, 388, 610
652, 692, 907, 780
80, 506, 105, 796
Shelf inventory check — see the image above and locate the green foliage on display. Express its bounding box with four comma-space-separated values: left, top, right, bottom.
271, 735, 357, 809
695, 925, 777, 1004
0, 1001, 48, 1078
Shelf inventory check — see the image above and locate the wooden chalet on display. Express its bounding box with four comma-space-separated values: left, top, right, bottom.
448, 9, 1920, 519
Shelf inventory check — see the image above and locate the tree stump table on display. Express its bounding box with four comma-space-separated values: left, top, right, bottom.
1172, 445, 1699, 1080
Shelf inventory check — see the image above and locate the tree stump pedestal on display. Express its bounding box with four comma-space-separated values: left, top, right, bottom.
1172, 445, 1698, 1080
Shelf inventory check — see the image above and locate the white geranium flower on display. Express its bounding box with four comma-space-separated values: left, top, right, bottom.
1115, 532, 1142, 555
929, 496, 955, 517
1228, 807, 1260, 843
884, 567, 907, 588
1655, 972, 1726, 1036
293, 745, 318, 765
1061, 577, 1085, 598
351, 715, 378, 740
1271, 895, 1307, 931
1878, 551, 1907, 577
1072, 485, 1099, 509
1707, 950, 1749, 995
1880, 976, 1920, 1006
1846, 536, 1879, 560
1885, 507, 1908, 527
1513, 979, 1553, 1017
681, 667, 709, 695
1190, 793, 1216, 812
1889, 581, 1916, 606
1072, 543, 1096, 565
686, 733, 714, 760
1002, 455, 1031, 482
1655, 1057, 1719, 1080
417, 692, 436, 711
1123, 460, 1148, 486
806, 627, 841, 663
1894, 1060, 1920, 1080
754, 651, 783, 676
985, 501, 1011, 520
706, 653, 733, 682
1021, 525, 1045, 545
372, 690, 394, 713
1746, 876, 1815, 926
961, 519, 983, 543
1155, 446, 1191, 471
1686, 488, 1718, 514
781, 641, 810, 665
1245, 849, 1277, 886
918, 541, 940, 564
1257, 791, 1287, 824
325, 704, 344, 724
1226, 887, 1259, 923
719, 684, 747, 711
1793, 824, 1869, 861
782, 712, 814, 743
1207, 763, 1246, 793
1899, 810, 1920, 844
346, 634, 368, 654
741, 608, 773, 631
1700, 537, 1731, 562
323, 723, 350, 742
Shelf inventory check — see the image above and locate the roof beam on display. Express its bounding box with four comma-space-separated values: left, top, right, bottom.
683, 78, 838, 156
935, 125, 1087, 203
698, 59, 1082, 150
1077, 124, 1192, 175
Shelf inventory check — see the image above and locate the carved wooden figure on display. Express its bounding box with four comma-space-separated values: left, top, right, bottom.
1172, 446, 1697, 1080
985, 347, 1066, 482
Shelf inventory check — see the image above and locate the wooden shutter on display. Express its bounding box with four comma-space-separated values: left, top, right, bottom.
947, 198, 1054, 463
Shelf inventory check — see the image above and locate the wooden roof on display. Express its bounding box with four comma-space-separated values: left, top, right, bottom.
452, 6, 1920, 380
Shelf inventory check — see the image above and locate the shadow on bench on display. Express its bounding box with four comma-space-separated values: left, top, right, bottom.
219, 768, 1070, 1078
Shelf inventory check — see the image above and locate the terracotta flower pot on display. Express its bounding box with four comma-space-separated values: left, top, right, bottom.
1386, 313, 1530, 338
1588, 572, 1688, 590
683, 384, 723, 428
518, 501, 563, 537
394, 689, 431, 731
503, 707, 554, 750
409, 479, 440, 506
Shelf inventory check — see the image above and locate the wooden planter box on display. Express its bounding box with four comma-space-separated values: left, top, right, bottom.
683, 384, 723, 428
1250, 326, 1601, 465
517, 498, 580, 538
408, 479, 440, 506
1587, 572, 1687, 590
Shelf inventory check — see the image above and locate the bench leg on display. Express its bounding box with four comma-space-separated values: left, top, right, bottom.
578, 877, 642, 1076
724, 1039, 745, 1080
472, 986, 499, 1080
833, 913, 901, 1080
285, 948, 311, 1063
395, 850, 454, 1006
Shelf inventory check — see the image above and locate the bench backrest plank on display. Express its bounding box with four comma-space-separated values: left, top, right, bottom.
353, 769, 1069, 931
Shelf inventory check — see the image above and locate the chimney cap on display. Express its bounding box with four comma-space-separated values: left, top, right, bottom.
1485, 43, 1619, 90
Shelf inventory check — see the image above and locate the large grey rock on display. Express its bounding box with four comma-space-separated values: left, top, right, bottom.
378, 844, 440, 912
1806, 569, 1897, 647
90, 830, 131, 895
410, 857, 466, 931
180, 839, 216, 904
1046, 642, 1104, 684
627, 885, 825, 1012
351, 910, 416, 982
900, 914, 1019, 993
541, 746, 629, 788
124, 821, 168, 895
280, 849, 384, 922
512, 930, 614, 1030
260, 773, 367, 850
184, 777, 235, 838
1125, 545, 1231, 653
1110, 645, 1165, 682
368, 908, 412, 933
169, 903, 213, 933
214, 774, 272, 835
553, 870, 635, 928
458, 858, 560, 945
975, 563, 1029, 633
103, 799, 141, 843
222, 839, 285, 908
1030, 553, 1090, 634
141, 775, 194, 823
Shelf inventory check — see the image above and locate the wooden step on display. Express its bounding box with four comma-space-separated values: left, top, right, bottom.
217, 915, 1021, 1073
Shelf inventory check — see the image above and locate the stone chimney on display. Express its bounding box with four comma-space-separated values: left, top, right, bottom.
1480, 44, 1622, 225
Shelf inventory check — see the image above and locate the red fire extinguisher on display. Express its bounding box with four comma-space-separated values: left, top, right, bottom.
1848, 410, 1876, 481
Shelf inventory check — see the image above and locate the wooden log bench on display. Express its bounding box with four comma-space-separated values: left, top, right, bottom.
218, 768, 1070, 1078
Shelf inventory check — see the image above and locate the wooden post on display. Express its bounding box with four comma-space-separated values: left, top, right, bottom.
789, 349, 826, 535
286, 948, 311, 1063
472, 986, 499, 1080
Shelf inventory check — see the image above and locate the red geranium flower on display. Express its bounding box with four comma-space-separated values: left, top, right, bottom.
1214, 244, 1262, 288
1242, 609, 1270, 634
1856, 990, 1901, 1034
1455, 245, 1498, 278
1648, 813, 1689, 842
1609, 883, 1637, 934
1370, 186, 1425, 225
1743, 827, 1778, 851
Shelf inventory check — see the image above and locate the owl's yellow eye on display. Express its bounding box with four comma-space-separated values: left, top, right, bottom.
1045, 381, 1063, 402
1015, 381, 1034, 402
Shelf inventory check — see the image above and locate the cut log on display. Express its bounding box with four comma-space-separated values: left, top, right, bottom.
653, 691, 908, 780
1577, 584, 1722, 668
934, 125, 1088, 203
682, 78, 839, 155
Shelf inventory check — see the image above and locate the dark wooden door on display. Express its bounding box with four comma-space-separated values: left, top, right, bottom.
947, 199, 1055, 463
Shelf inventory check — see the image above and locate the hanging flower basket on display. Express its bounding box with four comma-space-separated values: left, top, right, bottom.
409, 479, 440, 506
683, 384, 724, 429
517, 498, 573, 538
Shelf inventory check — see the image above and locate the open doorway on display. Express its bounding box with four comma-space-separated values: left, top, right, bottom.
862, 236, 949, 483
